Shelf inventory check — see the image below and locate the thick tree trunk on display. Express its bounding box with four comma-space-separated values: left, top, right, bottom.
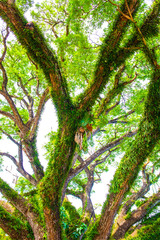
44, 207, 62, 240
39, 122, 78, 240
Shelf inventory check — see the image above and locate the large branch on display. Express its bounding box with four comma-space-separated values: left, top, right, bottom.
0, 177, 45, 238
0, 205, 33, 240
93, 68, 160, 240
0, 1, 73, 118
78, 0, 160, 112
116, 168, 150, 222
77, 0, 139, 111
112, 189, 160, 240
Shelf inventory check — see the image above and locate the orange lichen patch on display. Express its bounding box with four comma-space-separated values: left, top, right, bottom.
86, 123, 93, 132
79, 127, 85, 133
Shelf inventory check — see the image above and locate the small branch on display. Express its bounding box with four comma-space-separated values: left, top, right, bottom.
51, 26, 59, 39
18, 76, 33, 106
36, 75, 40, 96
97, 70, 137, 117
108, 109, 135, 124
108, 0, 133, 21
29, 87, 49, 140
0, 128, 20, 146
69, 129, 137, 179
77, 155, 91, 177
0, 90, 27, 132
105, 100, 120, 116
92, 148, 119, 169
0, 109, 15, 122
0, 25, 9, 61
0, 152, 17, 165
10, 94, 29, 109
0, 151, 37, 186
0, 62, 8, 90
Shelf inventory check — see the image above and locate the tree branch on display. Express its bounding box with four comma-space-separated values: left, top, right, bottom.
0, 205, 33, 240
77, 0, 139, 111
0, 1, 73, 118
0, 177, 45, 238
0, 90, 28, 132
67, 129, 137, 187
97, 71, 137, 117
0, 151, 37, 186
0, 108, 15, 122
115, 168, 150, 227
93, 69, 160, 240
112, 189, 160, 240
28, 87, 49, 140
0, 24, 9, 61
0, 128, 20, 146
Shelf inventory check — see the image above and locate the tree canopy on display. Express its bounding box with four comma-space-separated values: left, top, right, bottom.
0, 0, 160, 239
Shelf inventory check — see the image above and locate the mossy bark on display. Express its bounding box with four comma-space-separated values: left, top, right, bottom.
0, 205, 33, 240
93, 70, 160, 240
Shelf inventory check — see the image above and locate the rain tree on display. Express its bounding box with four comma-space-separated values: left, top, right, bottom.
0, 0, 160, 239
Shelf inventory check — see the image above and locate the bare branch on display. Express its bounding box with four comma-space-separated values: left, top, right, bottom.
0, 151, 37, 186
0, 61, 8, 89
69, 129, 137, 180
0, 24, 9, 61
0, 152, 17, 165
29, 87, 49, 140
0, 128, 20, 146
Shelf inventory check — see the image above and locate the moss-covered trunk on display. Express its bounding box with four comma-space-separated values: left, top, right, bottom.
39, 116, 79, 239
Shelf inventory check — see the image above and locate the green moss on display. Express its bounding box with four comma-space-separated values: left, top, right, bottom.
0, 205, 34, 239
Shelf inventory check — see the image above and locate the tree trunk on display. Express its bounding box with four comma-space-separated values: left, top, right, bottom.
44, 207, 62, 240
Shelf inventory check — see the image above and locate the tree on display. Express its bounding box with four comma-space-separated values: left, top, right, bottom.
0, 0, 159, 239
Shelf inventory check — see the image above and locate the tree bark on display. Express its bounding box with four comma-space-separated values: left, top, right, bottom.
112, 190, 160, 240
0, 206, 33, 240
93, 69, 160, 240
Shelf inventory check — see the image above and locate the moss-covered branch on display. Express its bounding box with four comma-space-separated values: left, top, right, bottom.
112, 189, 160, 239
0, 0, 73, 120
0, 177, 45, 238
0, 205, 33, 240
77, 0, 139, 111
77, 0, 160, 114
92, 68, 160, 239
